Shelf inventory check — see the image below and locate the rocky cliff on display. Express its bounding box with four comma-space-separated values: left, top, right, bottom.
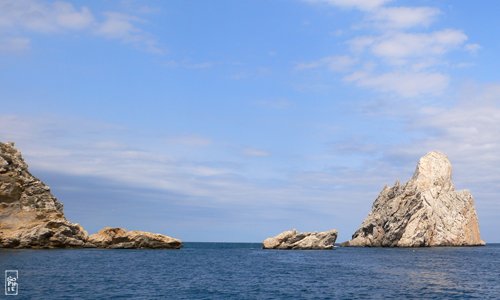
263, 229, 338, 250
345, 151, 484, 247
0, 142, 181, 249
0, 142, 92, 248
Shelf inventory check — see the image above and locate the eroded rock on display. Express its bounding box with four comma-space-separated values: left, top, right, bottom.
88, 227, 182, 249
345, 151, 485, 247
263, 229, 338, 250
0, 142, 182, 249
0, 142, 91, 248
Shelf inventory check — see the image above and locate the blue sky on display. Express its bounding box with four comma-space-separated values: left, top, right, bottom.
1, 0, 499, 242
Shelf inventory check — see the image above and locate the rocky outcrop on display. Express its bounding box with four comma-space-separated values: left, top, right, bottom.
88, 227, 182, 249
0, 142, 92, 248
263, 229, 338, 250
345, 151, 484, 247
0, 142, 182, 249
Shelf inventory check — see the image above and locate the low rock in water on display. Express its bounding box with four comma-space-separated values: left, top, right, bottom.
263, 229, 338, 250
89, 227, 182, 249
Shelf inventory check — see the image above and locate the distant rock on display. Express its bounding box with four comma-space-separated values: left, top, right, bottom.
344, 151, 485, 247
263, 229, 338, 250
88, 227, 182, 249
0, 142, 182, 249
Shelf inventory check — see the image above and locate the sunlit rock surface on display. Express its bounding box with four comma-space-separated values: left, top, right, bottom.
89, 227, 182, 249
0, 142, 91, 248
0, 142, 182, 249
345, 151, 484, 247
263, 229, 338, 250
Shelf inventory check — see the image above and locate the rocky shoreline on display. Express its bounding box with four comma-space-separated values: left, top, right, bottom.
1, 142, 485, 249
0, 142, 181, 249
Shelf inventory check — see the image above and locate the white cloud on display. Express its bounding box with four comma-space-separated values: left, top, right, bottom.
344, 70, 449, 97
367, 29, 468, 63
0, 114, 347, 215
298, 0, 477, 98
0, 0, 94, 33
52, 2, 95, 30
415, 85, 500, 147
465, 43, 481, 54
359, 30, 467, 96
345, 29, 468, 96
307, 0, 392, 11
0, 116, 282, 207
243, 148, 271, 157
295, 55, 358, 72
95, 12, 162, 53
188, 166, 231, 177
0, 115, 218, 197
165, 135, 212, 147
0, 37, 30, 52
0, 0, 161, 53
96, 12, 137, 38
368, 6, 440, 29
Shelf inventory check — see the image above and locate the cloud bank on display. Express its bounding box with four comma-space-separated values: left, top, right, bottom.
0, 0, 161, 53
300, 0, 478, 98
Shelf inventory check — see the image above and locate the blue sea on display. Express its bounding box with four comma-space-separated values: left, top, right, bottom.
1, 243, 499, 299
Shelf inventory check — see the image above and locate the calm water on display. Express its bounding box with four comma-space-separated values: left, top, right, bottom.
1, 243, 499, 299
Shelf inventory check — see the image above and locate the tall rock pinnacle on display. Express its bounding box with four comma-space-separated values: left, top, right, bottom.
346, 151, 484, 247
411, 151, 454, 192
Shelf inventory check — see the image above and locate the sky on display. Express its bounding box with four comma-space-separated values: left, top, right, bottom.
0, 0, 499, 242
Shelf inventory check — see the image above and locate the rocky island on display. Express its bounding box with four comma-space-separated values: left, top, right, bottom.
263, 229, 338, 250
344, 151, 484, 247
89, 227, 182, 249
0, 142, 181, 249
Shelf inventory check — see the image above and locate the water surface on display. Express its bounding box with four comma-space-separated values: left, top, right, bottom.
1, 243, 499, 299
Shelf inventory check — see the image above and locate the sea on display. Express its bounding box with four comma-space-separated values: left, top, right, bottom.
1, 243, 499, 299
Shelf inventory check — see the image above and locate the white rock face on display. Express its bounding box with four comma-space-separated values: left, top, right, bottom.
346, 151, 484, 247
263, 229, 338, 250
